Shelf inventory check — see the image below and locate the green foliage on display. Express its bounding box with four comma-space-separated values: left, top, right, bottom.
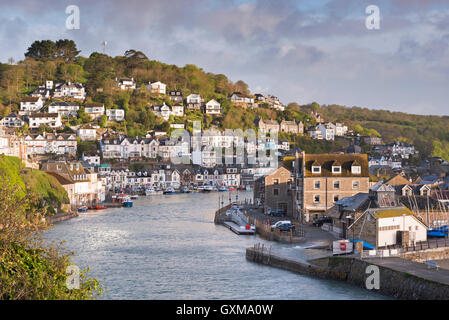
0, 155, 69, 212
0, 179, 101, 300
432, 139, 449, 161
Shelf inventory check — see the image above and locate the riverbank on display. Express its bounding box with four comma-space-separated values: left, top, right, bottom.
246, 244, 449, 300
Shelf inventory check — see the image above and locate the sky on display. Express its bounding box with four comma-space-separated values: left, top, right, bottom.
1, 0, 449, 115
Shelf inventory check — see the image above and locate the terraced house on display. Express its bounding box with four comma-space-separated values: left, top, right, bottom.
295, 152, 370, 222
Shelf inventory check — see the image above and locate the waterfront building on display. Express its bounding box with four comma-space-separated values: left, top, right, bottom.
42, 161, 103, 209
294, 152, 370, 222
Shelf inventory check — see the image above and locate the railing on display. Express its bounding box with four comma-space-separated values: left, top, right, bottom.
361, 238, 449, 258
361, 248, 402, 258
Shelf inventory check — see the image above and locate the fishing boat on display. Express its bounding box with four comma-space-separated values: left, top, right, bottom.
78, 206, 88, 213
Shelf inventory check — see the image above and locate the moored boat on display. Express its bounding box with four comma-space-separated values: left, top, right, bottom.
78, 206, 88, 213
122, 196, 133, 207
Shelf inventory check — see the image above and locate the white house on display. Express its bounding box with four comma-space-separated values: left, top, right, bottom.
82, 152, 101, 166
186, 94, 202, 109
48, 101, 80, 117
77, 124, 98, 141
0, 113, 24, 128
53, 82, 86, 100
19, 97, 44, 115
204, 99, 221, 115
23, 133, 77, 155
28, 113, 62, 129
171, 104, 184, 117
230, 92, 254, 104
152, 103, 172, 120
84, 103, 105, 120
116, 78, 136, 90
316, 123, 335, 141
148, 81, 167, 95
106, 109, 125, 122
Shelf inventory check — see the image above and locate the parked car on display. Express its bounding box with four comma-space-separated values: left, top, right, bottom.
312, 217, 332, 227
274, 223, 296, 232
267, 209, 285, 217
271, 220, 295, 231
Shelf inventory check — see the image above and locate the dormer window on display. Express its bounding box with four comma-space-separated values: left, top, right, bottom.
352, 166, 361, 174
332, 166, 341, 174
312, 166, 321, 174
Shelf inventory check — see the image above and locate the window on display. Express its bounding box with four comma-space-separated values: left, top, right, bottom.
353, 181, 360, 190
314, 195, 320, 203
334, 195, 339, 202
352, 166, 361, 174
314, 181, 321, 189
312, 166, 321, 174
274, 188, 279, 196
332, 166, 341, 174
274, 179, 279, 185
333, 181, 340, 189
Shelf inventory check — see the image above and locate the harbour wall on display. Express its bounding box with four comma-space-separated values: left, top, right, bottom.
246, 245, 449, 299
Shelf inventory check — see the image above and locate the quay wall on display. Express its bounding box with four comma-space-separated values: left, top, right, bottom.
45, 211, 78, 224
246, 246, 449, 299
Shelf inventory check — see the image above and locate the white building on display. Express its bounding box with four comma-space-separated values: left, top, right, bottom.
106, 109, 125, 122
28, 113, 62, 129
53, 82, 86, 100
204, 99, 221, 115
23, 133, 77, 155
48, 101, 80, 117
0, 113, 24, 128
19, 97, 44, 115
84, 103, 105, 120
116, 78, 136, 90
148, 81, 167, 95
77, 124, 98, 141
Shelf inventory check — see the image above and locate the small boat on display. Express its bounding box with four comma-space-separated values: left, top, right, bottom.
163, 187, 178, 194
122, 197, 133, 207
238, 186, 246, 190
130, 195, 139, 200
228, 187, 237, 191
218, 187, 228, 192
201, 186, 213, 192
95, 205, 107, 210
78, 206, 88, 213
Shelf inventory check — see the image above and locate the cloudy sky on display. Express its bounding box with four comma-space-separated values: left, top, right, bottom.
1, 0, 449, 115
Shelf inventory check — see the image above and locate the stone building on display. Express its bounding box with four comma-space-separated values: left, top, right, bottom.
254, 165, 295, 216
295, 152, 370, 222
280, 120, 304, 134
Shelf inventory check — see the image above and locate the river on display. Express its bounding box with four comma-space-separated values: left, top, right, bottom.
44, 191, 388, 299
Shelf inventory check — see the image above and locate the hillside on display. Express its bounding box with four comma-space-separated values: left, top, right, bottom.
0, 155, 69, 213
1, 39, 449, 160
318, 105, 449, 160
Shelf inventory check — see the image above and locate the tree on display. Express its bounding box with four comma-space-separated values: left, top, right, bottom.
55, 39, 81, 62
24, 40, 58, 60
99, 115, 107, 128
